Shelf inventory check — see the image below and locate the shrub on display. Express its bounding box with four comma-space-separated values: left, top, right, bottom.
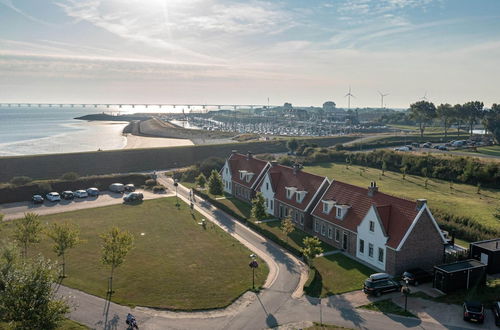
180, 166, 200, 182
145, 179, 156, 187
9, 176, 33, 186
199, 157, 225, 178
37, 182, 52, 193
152, 185, 165, 193
60, 172, 79, 181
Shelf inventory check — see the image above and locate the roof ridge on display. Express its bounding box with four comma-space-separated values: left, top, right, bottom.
331, 179, 417, 205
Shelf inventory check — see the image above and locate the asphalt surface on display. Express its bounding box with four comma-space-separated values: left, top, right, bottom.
0, 189, 172, 221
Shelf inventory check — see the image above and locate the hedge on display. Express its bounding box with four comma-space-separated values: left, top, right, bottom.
303, 267, 323, 297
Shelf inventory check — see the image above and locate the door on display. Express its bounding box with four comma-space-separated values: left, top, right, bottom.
481, 253, 489, 265
343, 232, 348, 250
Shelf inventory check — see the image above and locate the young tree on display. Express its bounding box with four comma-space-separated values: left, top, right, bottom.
408, 101, 437, 138
195, 173, 207, 188
14, 212, 42, 259
484, 104, 500, 143
400, 166, 407, 180
208, 170, 224, 196
301, 237, 323, 267
436, 103, 454, 138
462, 101, 484, 136
101, 227, 134, 294
381, 160, 387, 176
280, 217, 295, 244
452, 104, 464, 137
0, 253, 69, 330
46, 222, 81, 278
287, 138, 299, 155
251, 192, 268, 221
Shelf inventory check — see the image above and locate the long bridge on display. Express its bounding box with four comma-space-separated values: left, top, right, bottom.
0, 103, 271, 111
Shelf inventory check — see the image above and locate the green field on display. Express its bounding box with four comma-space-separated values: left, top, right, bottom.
305, 163, 500, 230
0, 198, 268, 310
476, 145, 500, 157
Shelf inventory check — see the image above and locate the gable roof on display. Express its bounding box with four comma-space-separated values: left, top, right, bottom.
227, 153, 269, 188
312, 180, 421, 249
261, 163, 327, 211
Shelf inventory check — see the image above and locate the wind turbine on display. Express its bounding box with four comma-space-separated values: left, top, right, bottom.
345, 86, 355, 110
378, 91, 389, 108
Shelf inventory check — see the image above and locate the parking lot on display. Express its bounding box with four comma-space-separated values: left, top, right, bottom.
0, 189, 173, 221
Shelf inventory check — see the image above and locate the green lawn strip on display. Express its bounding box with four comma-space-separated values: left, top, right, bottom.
0, 319, 88, 330
358, 299, 417, 318
477, 146, 500, 157
0, 198, 268, 310
305, 163, 500, 230
311, 254, 374, 297
305, 322, 354, 330
454, 238, 470, 249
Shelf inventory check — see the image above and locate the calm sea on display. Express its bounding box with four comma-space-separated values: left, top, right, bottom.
0, 107, 128, 156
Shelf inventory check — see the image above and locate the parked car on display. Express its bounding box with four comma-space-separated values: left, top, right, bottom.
463, 301, 485, 324
32, 194, 44, 204
369, 273, 392, 282
123, 192, 144, 203
422, 142, 432, 148
492, 301, 500, 326
61, 191, 74, 200
109, 183, 125, 193
438, 145, 448, 151
402, 268, 433, 286
124, 184, 136, 192
74, 190, 88, 198
394, 146, 410, 152
86, 187, 100, 196
46, 192, 61, 202
363, 278, 401, 297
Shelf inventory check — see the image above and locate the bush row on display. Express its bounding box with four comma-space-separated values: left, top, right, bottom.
192, 189, 303, 257
432, 209, 500, 242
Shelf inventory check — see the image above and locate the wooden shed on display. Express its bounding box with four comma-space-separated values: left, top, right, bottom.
470, 238, 500, 274
433, 259, 486, 294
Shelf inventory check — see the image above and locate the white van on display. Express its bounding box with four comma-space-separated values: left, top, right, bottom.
109, 183, 125, 193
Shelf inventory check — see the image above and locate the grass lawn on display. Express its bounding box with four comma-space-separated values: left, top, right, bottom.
0, 319, 87, 330
0, 197, 268, 310
358, 299, 417, 318
476, 145, 500, 157
305, 163, 500, 230
305, 322, 354, 330
312, 254, 374, 296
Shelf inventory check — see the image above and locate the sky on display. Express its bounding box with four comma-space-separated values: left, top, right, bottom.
0, 0, 500, 108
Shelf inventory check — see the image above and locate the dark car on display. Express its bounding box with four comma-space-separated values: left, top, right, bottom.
363, 278, 402, 297
32, 194, 44, 204
402, 268, 433, 286
123, 192, 143, 203
61, 191, 74, 200
463, 301, 485, 324
492, 301, 500, 326
438, 145, 448, 151
86, 187, 100, 197
124, 184, 136, 192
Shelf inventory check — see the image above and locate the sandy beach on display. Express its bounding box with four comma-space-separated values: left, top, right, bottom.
124, 134, 193, 149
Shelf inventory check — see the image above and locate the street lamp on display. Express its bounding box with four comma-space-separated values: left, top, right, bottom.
249, 254, 259, 291
174, 179, 179, 207
402, 279, 411, 312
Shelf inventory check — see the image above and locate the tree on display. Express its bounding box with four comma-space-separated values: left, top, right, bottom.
101, 227, 134, 294
208, 170, 224, 196
14, 212, 42, 259
9, 176, 33, 186
436, 103, 454, 138
280, 217, 295, 244
381, 160, 387, 176
251, 192, 268, 221
46, 223, 81, 278
0, 251, 69, 330
195, 173, 207, 188
462, 101, 484, 136
484, 104, 500, 143
301, 236, 323, 267
322, 101, 336, 111
287, 138, 299, 154
408, 101, 437, 138
452, 104, 465, 137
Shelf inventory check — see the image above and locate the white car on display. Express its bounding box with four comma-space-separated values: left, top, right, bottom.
74, 190, 89, 198
46, 192, 61, 202
394, 146, 410, 152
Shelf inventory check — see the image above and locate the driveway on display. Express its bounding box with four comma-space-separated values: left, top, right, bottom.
0, 189, 172, 221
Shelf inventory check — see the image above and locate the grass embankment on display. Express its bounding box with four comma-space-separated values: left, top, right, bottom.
476, 145, 500, 157
358, 299, 417, 318
306, 163, 500, 230
0, 198, 268, 310
0, 319, 88, 330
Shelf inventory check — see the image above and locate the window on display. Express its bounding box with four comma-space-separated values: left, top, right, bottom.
270, 200, 273, 210
335, 229, 340, 242
266, 182, 269, 190
287, 189, 291, 199
323, 202, 329, 213
225, 167, 228, 174
314, 219, 320, 233
359, 239, 365, 253
336, 207, 342, 218
378, 248, 384, 262
300, 214, 304, 225
369, 221, 375, 232
321, 223, 326, 236
328, 226, 333, 239
368, 243, 374, 258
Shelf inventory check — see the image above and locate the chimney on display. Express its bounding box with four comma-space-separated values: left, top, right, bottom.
293, 163, 301, 174
270, 161, 278, 167
416, 199, 427, 210
367, 181, 378, 197
247, 151, 253, 160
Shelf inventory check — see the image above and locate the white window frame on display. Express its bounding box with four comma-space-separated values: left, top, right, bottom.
368, 243, 374, 258
336, 207, 342, 218
335, 228, 340, 242
359, 239, 364, 253
314, 219, 320, 233
328, 226, 333, 239
321, 223, 326, 236
323, 202, 329, 213
369, 221, 375, 232
378, 248, 384, 263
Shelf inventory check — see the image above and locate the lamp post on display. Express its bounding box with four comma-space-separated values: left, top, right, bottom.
402, 279, 411, 312
174, 179, 179, 207
249, 254, 258, 291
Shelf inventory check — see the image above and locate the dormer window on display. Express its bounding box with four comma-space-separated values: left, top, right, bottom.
322, 200, 336, 214
335, 205, 350, 220
245, 172, 254, 183
337, 207, 342, 218
285, 187, 297, 199
239, 170, 247, 180
295, 191, 307, 203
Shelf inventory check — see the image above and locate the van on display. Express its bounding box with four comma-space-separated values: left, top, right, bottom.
109, 183, 125, 193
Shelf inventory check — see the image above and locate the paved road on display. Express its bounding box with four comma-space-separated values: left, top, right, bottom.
0, 189, 172, 221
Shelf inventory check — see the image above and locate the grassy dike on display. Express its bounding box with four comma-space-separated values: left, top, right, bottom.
0, 136, 357, 182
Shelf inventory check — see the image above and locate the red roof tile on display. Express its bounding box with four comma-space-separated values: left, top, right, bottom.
311, 180, 419, 249
228, 153, 269, 188
263, 164, 327, 211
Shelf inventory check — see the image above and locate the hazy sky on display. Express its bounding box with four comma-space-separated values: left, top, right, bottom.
1, 0, 499, 108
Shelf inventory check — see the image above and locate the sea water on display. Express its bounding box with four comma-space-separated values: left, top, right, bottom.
0, 107, 127, 156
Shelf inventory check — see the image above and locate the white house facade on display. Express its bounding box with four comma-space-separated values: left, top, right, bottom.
221, 160, 232, 194
259, 173, 275, 215
356, 206, 389, 271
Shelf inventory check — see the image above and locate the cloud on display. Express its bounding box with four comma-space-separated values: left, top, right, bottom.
0, 0, 54, 26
